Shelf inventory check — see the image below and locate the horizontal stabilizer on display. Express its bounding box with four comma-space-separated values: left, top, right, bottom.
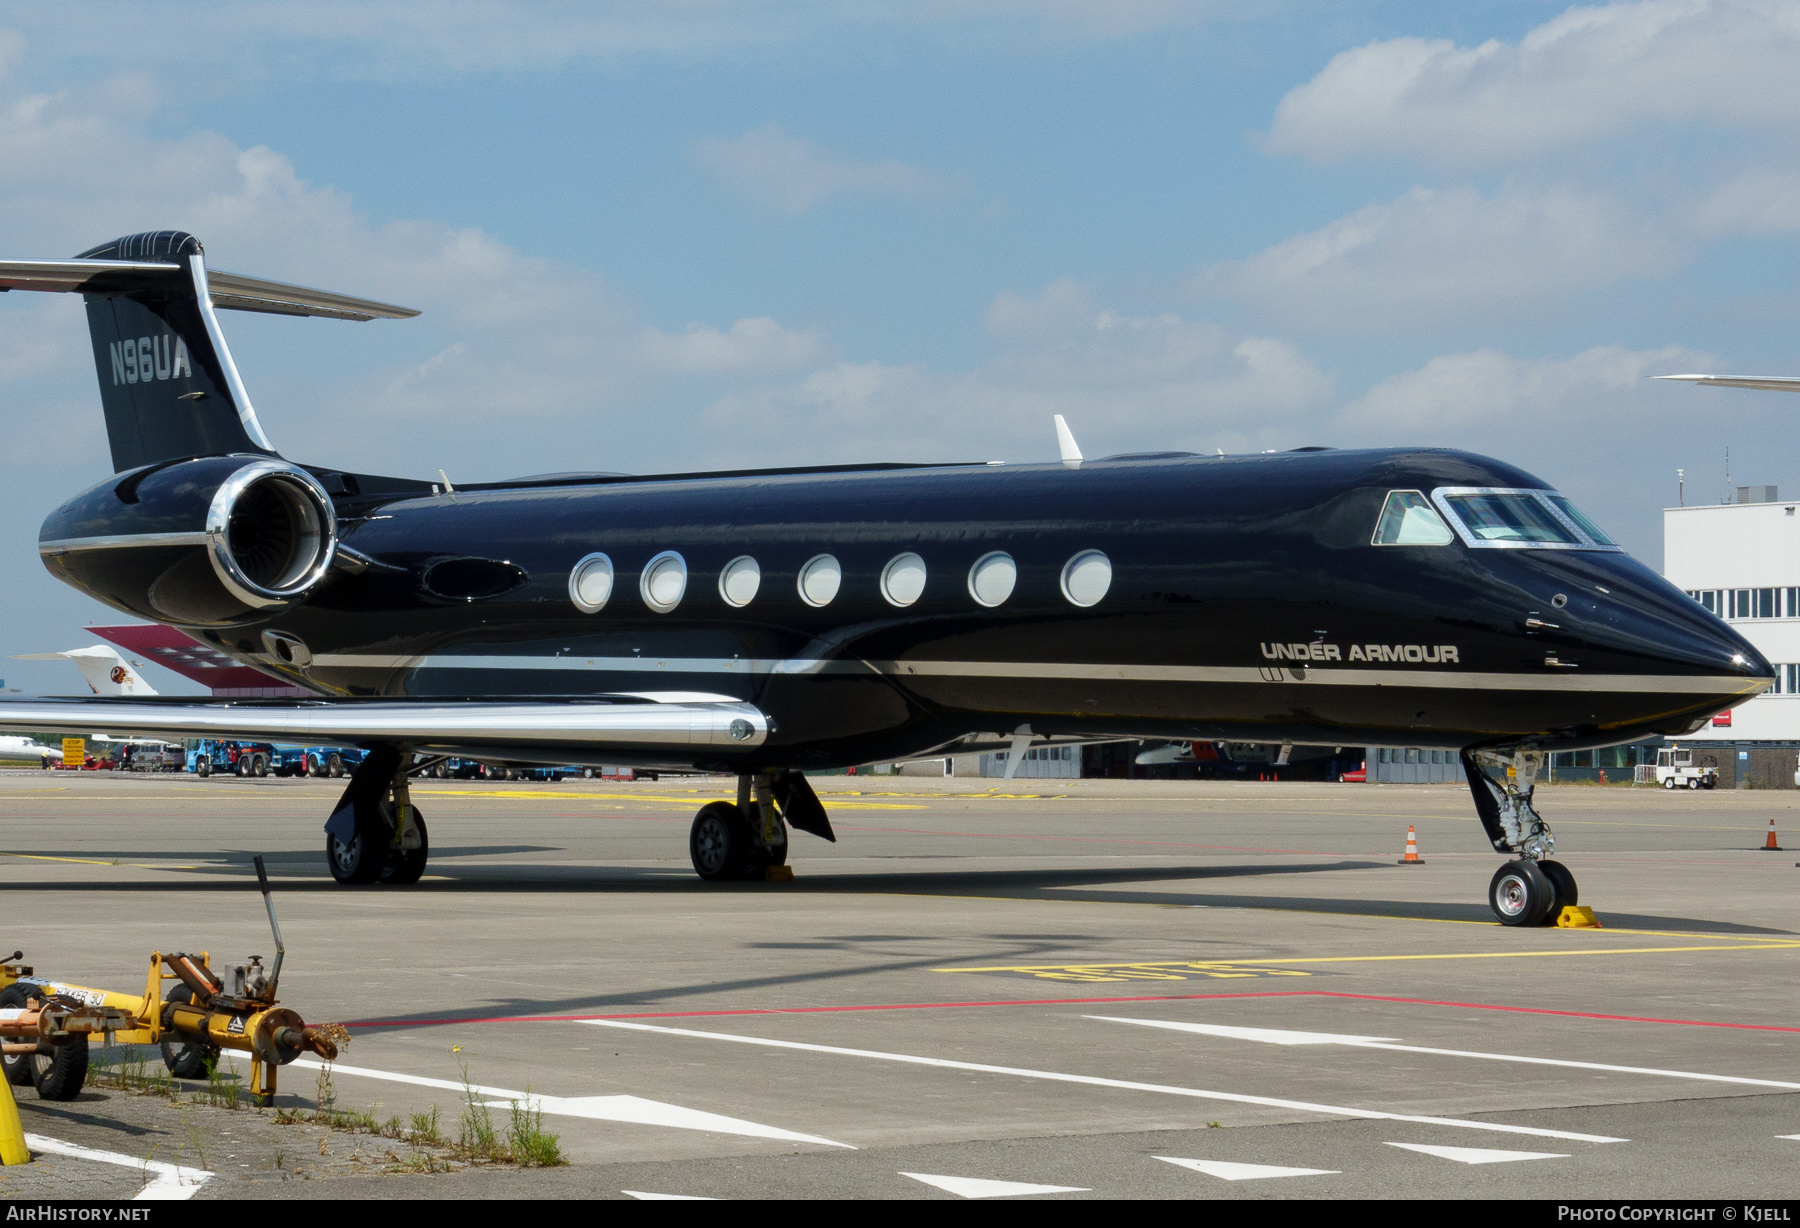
0, 697, 768, 761
1656, 374, 1800, 393
0, 260, 419, 321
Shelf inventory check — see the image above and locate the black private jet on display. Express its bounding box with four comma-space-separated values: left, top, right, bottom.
0, 231, 1770, 924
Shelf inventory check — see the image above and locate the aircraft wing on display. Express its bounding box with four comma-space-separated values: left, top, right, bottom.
0, 694, 767, 764
1657, 374, 1800, 392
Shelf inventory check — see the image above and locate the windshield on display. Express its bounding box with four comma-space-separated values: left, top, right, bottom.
1547, 495, 1616, 546
1441, 493, 1580, 544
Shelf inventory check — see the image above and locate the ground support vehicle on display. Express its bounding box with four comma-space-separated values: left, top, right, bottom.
188, 739, 277, 778
1651, 747, 1717, 790
0, 860, 339, 1105
302, 747, 362, 778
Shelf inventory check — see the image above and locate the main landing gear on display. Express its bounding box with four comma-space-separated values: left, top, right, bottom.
324, 745, 429, 886
689, 770, 836, 881
1463, 748, 1579, 926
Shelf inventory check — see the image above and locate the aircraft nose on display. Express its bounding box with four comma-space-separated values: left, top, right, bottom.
1528, 554, 1773, 694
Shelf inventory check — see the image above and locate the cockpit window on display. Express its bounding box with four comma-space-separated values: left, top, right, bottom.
1371, 490, 1454, 546
1441, 492, 1578, 543
1429, 487, 1622, 551
1547, 495, 1616, 546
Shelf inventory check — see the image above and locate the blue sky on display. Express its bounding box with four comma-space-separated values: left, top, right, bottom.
3, 0, 1799, 694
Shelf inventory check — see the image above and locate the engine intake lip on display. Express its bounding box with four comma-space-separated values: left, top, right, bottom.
204, 460, 337, 609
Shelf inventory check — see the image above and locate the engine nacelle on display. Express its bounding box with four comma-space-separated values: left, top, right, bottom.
39, 455, 337, 627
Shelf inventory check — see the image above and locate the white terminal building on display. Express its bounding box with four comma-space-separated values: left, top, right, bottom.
1664, 485, 1800, 784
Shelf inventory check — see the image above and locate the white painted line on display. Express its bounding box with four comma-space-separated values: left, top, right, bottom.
1777, 1134, 1800, 1140
290, 1057, 851, 1148
583, 1019, 1626, 1143
25, 1134, 213, 1200
901, 1172, 1089, 1198
1088, 1016, 1800, 1093
1154, 1156, 1339, 1181
623, 1190, 717, 1200
1385, 1142, 1569, 1165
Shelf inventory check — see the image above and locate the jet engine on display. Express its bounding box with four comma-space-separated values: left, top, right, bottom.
38, 455, 337, 626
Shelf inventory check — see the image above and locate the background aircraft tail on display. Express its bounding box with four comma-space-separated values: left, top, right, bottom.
13, 646, 159, 696
0, 230, 418, 473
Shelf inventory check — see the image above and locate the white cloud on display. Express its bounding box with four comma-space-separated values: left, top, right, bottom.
1194, 184, 1680, 328
695, 125, 968, 214
705, 281, 1334, 460
1267, 0, 1800, 166
1695, 169, 1800, 238
1337, 344, 1703, 433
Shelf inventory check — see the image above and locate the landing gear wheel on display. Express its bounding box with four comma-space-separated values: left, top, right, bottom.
1489, 860, 1556, 927
690, 801, 760, 881
1536, 859, 1578, 923
160, 985, 220, 1079
379, 807, 429, 886
327, 802, 387, 885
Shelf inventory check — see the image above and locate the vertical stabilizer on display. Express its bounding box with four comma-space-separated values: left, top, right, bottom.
74, 231, 277, 472
13, 647, 160, 696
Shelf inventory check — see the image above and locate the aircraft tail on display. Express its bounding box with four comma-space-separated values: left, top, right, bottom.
13, 646, 159, 696
0, 230, 418, 473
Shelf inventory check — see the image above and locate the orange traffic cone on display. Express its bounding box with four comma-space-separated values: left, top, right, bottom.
1763, 818, 1783, 851
1398, 825, 1424, 865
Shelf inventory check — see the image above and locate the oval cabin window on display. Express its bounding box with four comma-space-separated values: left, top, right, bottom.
719, 555, 761, 607
797, 554, 842, 607
880, 552, 927, 607
967, 551, 1016, 608
640, 551, 688, 613
569, 553, 614, 612
1060, 550, 1111, 607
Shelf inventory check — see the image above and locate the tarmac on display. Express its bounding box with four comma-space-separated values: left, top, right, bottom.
0, 769, 1796, 1201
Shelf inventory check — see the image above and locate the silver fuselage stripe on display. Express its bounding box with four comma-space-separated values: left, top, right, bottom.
39, 532, 208, 554
305, 653, 1765, 696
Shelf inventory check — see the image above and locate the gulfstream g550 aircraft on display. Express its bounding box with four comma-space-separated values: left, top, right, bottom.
0, 231, 1772, 922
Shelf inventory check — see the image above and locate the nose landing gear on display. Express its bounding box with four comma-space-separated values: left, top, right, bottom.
1464, 748, 1579, 926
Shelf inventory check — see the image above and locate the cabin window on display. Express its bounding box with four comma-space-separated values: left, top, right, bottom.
1371, 491, 1454, 546
968, 551, 1017, 608
880, 553, 927, 607
569, 553, 614, 612
798, 554, 842, 607
1060, 550, 1113, 606
640, 551, 688, 613
718, 555, 760, 607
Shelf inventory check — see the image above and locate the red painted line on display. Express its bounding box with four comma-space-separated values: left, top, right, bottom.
341, 989, 1800, 1034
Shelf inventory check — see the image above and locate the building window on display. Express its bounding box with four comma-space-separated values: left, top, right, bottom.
1788, 588, 1800, 618
1760, 588, 1778, 617
1689, 589, 1720, 615
1787, 664, 1800, 694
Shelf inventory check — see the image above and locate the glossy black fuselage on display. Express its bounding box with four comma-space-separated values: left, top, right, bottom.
86, 446, 1751, 770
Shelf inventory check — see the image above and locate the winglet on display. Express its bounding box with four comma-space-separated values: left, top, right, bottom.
1053, 415, 1083, 468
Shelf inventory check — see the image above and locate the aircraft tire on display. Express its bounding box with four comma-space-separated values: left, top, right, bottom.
379, 808, 429, 886
160, 985, 220, 1079
1536, 859, 1577, 922
327, 804, 386, 885
690, 802, 759, 881
0, 986, 38, 1086
1489, 860, 1555, 927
